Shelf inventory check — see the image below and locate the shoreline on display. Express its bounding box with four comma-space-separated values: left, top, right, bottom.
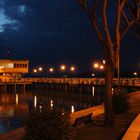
0, 90, 140, 140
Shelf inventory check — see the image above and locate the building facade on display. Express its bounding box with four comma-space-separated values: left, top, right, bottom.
0, 59, 29, 81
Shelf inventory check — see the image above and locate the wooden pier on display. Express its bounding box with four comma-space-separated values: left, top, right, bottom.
22, 77, 140, 87
0, 78, 139, 93
0, 82, 32, 93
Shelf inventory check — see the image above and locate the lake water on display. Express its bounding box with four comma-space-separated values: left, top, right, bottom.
0, 88, 104, 134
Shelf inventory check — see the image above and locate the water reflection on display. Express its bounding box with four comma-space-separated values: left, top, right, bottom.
34, 96, 37, 108
92, 86, 95, 97
16, 94, 19, 105
0, 89, 104, 133
71, 106, 75, 113
112, 88, 114, 94
50, 100, 53, 108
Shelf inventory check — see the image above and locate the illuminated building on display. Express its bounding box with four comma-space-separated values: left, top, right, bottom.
0, 59, 29, 81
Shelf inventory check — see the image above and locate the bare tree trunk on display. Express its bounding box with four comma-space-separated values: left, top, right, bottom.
104, 59, 114, 126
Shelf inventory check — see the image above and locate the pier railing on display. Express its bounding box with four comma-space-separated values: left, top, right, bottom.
1, 78, 139, 87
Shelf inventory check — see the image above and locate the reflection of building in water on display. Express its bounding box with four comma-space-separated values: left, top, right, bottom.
0, 105, 14, 118
0, 93, 15, 105
14, 104, 29, 118
0, 104, 29, 119
0, 93, 29, 119
0, 104, 29, 128
0, 59, 29, 81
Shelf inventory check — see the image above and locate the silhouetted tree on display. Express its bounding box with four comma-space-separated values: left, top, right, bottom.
76, 0, 140, 126
132, 23, 140, 38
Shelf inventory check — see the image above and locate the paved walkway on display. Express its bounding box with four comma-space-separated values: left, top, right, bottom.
0, 128, 25, 140
0, 91, 140, 140
73, 91, 140, 140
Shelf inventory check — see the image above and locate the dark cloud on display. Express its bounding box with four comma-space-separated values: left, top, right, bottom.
0, 0, 139, 72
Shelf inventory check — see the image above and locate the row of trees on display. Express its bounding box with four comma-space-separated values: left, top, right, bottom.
76, 0, 140, 126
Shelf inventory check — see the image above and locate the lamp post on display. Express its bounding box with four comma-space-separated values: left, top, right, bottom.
39, 67, 43, 72
70, 66, 76, 77
134, 72, 137, 77
60, 65, 66, 83
49, 67, 54, 78
93, 62, 105, 78
49, 68, 54, 73
60, 65, 66, 71
33, 69, 37, 73
93, 63, 99, 69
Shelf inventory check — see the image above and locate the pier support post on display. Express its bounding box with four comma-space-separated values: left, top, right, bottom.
5, 84, 7, 93
15, 84, 17, 93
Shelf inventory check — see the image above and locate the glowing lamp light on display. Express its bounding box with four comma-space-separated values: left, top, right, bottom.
60, 65, 66, 71
33, 69, 37, 73
70, 66, 75, 71
39, 67, 43, 71
94, 63, 99, 68
100, 65, 104, 69
49, 68, 54, 72
134, 72, 137, 76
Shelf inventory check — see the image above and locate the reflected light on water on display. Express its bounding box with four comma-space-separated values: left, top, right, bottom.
112, 88, 114, 94
50, 100, 53, 108
34, 96, 37, 108
92, 86, 95, 97
39, 105, 42, 112
71, 106, 75, 113
16, 94, 19, 105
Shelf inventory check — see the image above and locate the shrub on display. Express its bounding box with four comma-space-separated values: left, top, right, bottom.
112, 92, 129, 114
23, 108, 73, 140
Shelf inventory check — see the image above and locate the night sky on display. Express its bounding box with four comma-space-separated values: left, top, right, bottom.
0, 0, 139, 72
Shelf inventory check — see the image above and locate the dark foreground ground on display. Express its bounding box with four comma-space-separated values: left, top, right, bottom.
0, 91, 140, 140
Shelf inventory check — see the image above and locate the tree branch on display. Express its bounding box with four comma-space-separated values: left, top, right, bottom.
102, 0, 113, 47
120, 0, 127, 10
121, 10, 130, 25
121, 0, 140, 39
76, 0, 91, 17
91, 0, 106, 54
114, 0, 121, 68
121, 20, 136, 39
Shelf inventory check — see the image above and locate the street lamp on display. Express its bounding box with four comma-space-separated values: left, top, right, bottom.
39, 67, 43, 71
60, 65, 67, 78
134, 72, 137, 77
49, 68, 54, 72
33, 69, 37, 73
93, 62, 104, 78
93, 63, 99, 68
60, 65, 66, 71
93, 62, 104, 70
70, 66, 76, 77
70, 66, 75, 72
100, 65, 104, 70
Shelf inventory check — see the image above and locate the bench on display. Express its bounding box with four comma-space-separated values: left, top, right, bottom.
73, 113, 93, 128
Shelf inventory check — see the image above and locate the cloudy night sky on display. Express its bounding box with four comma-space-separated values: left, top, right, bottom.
0, 0, 139, 72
